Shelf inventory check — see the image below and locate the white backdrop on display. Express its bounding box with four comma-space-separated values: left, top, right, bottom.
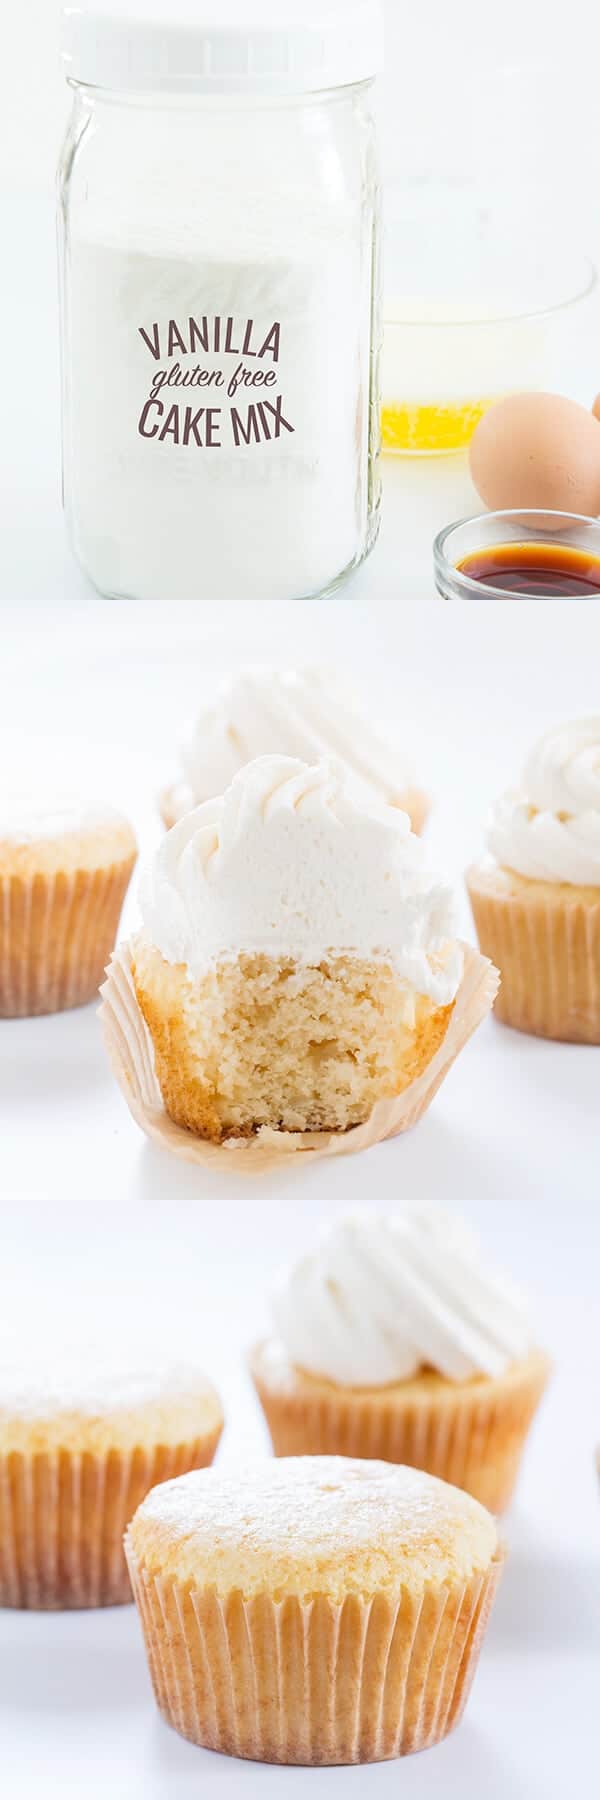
4, 1, 600, 201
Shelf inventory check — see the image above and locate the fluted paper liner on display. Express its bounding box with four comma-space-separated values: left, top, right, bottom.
126, 1550, 504, 1764
160, 782, 431, 837
0, 858, 136, 1018
467, 870, 600, 1042
0, 1431, 221, 1610
99, 941, 498, 1168
250, 1348, 551, 1515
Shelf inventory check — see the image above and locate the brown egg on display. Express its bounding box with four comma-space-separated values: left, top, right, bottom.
469, 392, 600, 519
592, 393, 600, 423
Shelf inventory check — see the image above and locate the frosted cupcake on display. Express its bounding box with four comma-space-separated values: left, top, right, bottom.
126, 1455, 502, 1765
160, 666, 429, 835
0, 804, 137, 1017
132, 755, 464, 1142
249, 1204, 550, 1512
0, 1344, 223, 1609
467, 719, 600, 1041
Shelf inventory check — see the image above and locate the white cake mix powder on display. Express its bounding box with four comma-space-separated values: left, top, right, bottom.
65, 215, 368, 600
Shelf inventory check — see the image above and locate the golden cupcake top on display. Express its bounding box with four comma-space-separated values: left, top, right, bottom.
126, 1455, 498, 1599
0, 1345, 223, 1455
0, 803, 137, 876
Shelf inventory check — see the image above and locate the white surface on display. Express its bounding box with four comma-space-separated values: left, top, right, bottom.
0, 603, 599, 1793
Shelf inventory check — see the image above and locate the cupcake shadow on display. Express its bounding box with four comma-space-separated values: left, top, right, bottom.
491, 1514, 598, 1651
132, 1138, 312, 1201
149, 1710, 517, 1788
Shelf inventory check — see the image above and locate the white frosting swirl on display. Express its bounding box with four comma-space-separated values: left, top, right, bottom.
140, 754, 462, 1003
270, 1205, 533, 1386
177, 666, 416, 808
486, 718, 600, 885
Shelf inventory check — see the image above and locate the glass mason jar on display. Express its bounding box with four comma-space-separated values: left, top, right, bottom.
58, 3, 383, 601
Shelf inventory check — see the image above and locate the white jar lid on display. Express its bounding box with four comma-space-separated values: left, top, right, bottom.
61, 1, 383, 96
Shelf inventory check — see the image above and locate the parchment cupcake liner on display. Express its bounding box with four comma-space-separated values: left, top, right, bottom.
249, 1348, 551, 1515
467, 871, 600, 1042
126, 1551, 504, 1764
159, 782, 431, 837
99, 941, 499, 1168
0, 1431, 220, 1610
0, 857, 136, 1018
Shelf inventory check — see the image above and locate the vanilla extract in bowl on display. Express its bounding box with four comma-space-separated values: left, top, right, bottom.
457, 541, 600, 597
433, 509, 600, 600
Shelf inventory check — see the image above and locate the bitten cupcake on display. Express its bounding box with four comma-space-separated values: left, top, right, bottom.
132, 755, 465, 1142
467, 718, 600, 1041
0, 804, 137, 1017
160, 666, 429, 835
249, 1204, 550, 1513
0, 1347, 223, 1608
126, 1455, 503, 1765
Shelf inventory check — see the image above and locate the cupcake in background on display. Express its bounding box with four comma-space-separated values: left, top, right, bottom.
132, 754, 469, 1143
467, 718, 600, 1041
0, 803, 137, 1017
249, 1202, 550, 1512
0, 1329, 223, 1609
160, 665, 430, 836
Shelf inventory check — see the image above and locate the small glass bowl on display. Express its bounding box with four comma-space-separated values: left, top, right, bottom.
382, 199, 597, 457
433, 510, 600, 600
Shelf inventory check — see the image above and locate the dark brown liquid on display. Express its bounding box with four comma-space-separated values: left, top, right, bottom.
457, 541, 600, 597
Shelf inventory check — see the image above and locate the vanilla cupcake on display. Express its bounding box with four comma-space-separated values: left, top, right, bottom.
160, 666, 429, 835
0, 1347, 223, 1608
126, 1455, 503, 1765
467, 719, 600, 1041
249, 1205, 550, 1513
0, 804, 137, 1017
132, 755, 465, 1142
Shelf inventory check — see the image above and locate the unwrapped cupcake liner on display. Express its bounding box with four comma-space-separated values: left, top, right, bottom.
126, 1551, 504, 1764
0, 1433, 220, 1610
99, 941, 499, 1169
159, 782, 431, 837
467, 875, 600, 1042
250, 1350, 551, 1515
0, 858, 136, 1019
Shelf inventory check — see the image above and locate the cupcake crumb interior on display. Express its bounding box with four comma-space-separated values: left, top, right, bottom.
132, 937, 452, 1140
